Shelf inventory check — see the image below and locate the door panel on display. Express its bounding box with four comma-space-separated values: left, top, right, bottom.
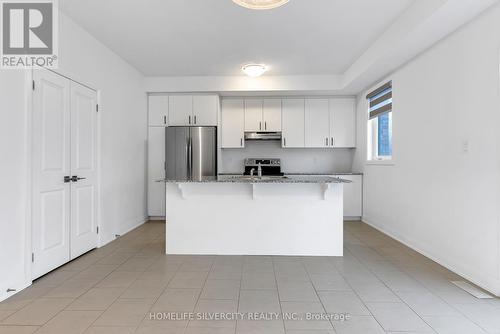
190, 127, 216, 180
263, 99, 281, 132
169, 95, 193, 126
32, 69, 71, 279
70, 81, 98, 259
166, 127, 190, 180
330, 98, 356, 148
193, 95, 217, 126
244, 99, 263, 132
40, 190, 67, 250
148, 95, 168, 126
221, 100, 245, 148
282, 99, 305, 148
305, 99, 330, 148
148, 127, 166, 216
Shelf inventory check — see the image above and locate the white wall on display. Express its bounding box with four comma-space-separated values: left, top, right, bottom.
58, 13, 148, 242
353, 3, 500, 295
0, 12, 147, 301
221, 141, 354, 174
0, 71, 30, 301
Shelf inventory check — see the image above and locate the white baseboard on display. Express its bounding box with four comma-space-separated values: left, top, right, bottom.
116, 216, 148, 237
148, 216, 165, 221
98, 216, 148, 247
344, 216, 362, 221
362, 216, 500, 297
0, 281, 32, 303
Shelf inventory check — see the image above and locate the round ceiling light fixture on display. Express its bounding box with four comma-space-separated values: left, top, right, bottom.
232, 0, 289, 10
242, 63, 268, 77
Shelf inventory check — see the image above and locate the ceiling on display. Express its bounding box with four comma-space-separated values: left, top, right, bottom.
59, 0, 415, 77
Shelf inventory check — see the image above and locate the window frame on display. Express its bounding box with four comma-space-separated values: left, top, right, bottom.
366, 81, 394, 165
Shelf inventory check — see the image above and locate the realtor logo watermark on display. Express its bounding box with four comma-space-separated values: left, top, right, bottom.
1, 0, 58, 68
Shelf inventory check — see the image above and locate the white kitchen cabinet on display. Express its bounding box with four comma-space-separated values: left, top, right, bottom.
263, 99, 281, 131
282, 99, 305, 148
148, 95, 168, 126
244, 99, 282, 132
335, 174, 362, 218
193, 95, 218, 126
148, 127, 166, 217
244, 99, 263, 132
305, 99, 330, 148
168, 95, 192, 126
169, 95, 218, 126
330, 98, 356, 148
221, 99, 245, 148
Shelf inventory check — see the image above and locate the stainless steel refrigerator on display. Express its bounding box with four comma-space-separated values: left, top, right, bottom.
165, 127, 217, 181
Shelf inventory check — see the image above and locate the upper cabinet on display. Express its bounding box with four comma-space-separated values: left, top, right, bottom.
193, 95, 218, 126
168, 94, 218, 126
282, 99, 305, 148
168, 95, 192, 126
221, 99, 245, 148
148, 95, 168, 126
244, 100, 263, 132
244, 99, 282, 132
263, 99, 282, 132
305, 99, 330, 148
330, 98, 356, 148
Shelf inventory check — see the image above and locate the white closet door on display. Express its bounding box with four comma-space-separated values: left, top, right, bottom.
69, 81, 98, 259
32, 69, 71, 279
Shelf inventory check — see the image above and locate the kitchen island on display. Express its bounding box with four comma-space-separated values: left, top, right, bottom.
163, 176, 347, 256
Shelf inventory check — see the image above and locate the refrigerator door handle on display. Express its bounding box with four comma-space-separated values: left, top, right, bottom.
186, 137, 191, 179
190, 136, 193, 178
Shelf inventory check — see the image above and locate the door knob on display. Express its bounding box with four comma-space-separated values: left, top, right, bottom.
64, 176, 71, 183
71, 176, 86, 182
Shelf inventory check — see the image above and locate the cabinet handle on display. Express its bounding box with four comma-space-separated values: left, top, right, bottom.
240, 138, 243, 147
259, 122, 262, 130
189, 115, 191, 124
331, 137, 334, 146
194, 115, 197, 124
325, 138, 328, 146
163, 116, 166, 125
265, 122, 267, 130
283, 137, 286, 147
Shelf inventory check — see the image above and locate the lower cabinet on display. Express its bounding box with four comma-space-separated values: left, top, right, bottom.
335, 174, 363, 218
148, 127, 166, 217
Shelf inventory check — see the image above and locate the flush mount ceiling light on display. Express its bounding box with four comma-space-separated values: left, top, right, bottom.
232, 0, 289, 10
242, 63, 268, 77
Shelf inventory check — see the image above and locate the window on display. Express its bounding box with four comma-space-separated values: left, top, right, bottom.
367, 81, 392, 161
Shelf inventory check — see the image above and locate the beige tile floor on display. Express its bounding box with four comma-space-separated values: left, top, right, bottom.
1, 221, 499, 334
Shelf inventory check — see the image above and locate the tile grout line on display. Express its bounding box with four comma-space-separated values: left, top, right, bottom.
271, 256, 287, 334
342, 236, 439, 334
302, 257, 342, 333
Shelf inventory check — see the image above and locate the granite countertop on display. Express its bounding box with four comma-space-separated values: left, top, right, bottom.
219, 172, 363, 176
284, 172, 363, 176
160, 175, 350, 184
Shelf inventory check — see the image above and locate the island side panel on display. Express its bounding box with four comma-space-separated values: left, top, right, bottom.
165, 182, 343, 256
